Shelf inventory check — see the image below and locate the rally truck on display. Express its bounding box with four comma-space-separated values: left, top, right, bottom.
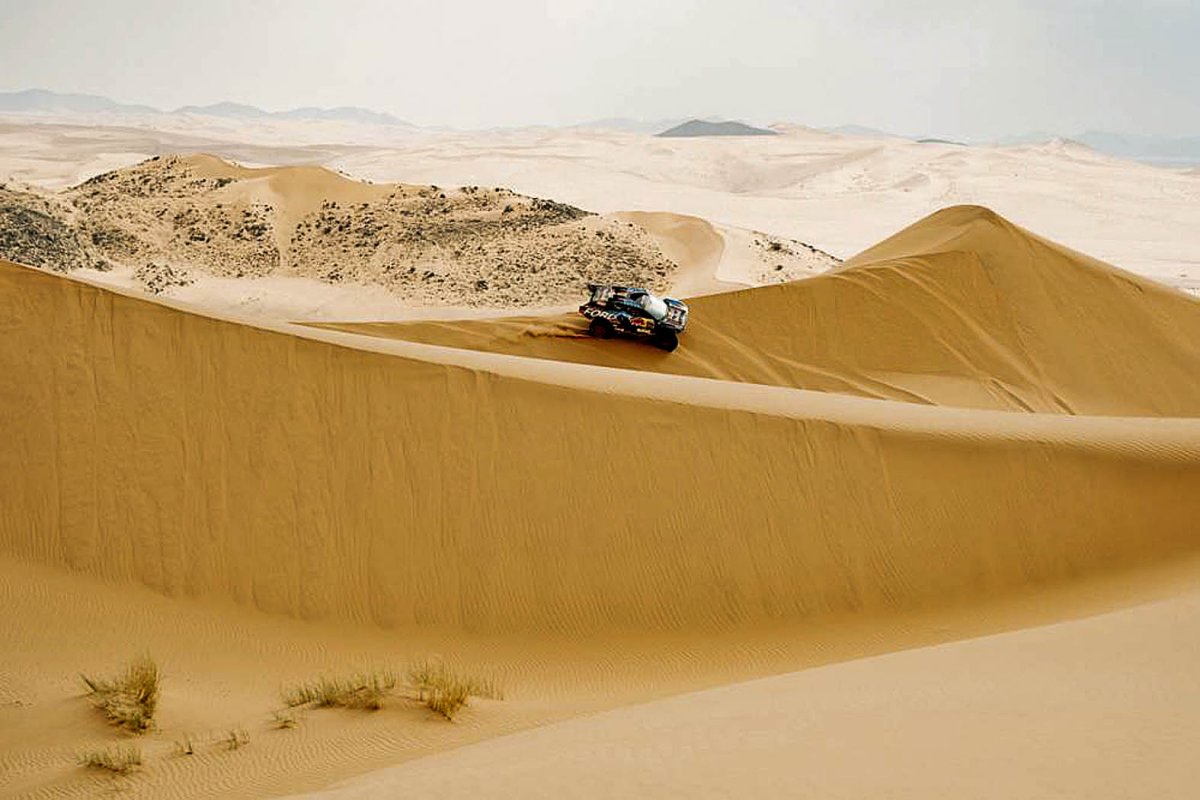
579, 284, 689, 352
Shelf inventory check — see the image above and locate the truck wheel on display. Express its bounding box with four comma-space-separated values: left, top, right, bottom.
653, 331, 679, 352
588, 318, 614, 339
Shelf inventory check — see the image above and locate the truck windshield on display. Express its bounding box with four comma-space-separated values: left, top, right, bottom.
639, 294, 668, 321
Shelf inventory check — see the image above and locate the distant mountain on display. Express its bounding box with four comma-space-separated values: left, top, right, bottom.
657, 119, 778, 138
0, 89, 412, 128
574, 117, 688, 134
173, 101, 270, 119
277, 106, 408, 126
0, 88, 158, 115
175, 102, 411, 126
824, 125, 969, 143
1074, 131, 1200, 167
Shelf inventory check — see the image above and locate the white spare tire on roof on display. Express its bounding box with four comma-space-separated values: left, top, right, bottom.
639, 293, 668, 321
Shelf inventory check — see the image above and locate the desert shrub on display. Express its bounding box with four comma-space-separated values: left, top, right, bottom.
282, 662, 503, 721
407, 660, 504, 721
426, 679, 470, 720
79, 744, 142, 775
174, 733, 195, 756
282, 669, 397, 711
224, 728, 250, 750
271, 708, 301, 729
81, 656, 161, 733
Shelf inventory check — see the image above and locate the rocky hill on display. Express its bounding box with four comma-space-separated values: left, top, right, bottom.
656, 119, 778, 138
0, 154, 679, 307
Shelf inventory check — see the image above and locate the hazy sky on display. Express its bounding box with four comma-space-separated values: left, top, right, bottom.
2, 0, 1197, 137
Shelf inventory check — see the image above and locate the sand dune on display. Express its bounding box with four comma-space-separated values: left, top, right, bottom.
1, 153, 679, 307
306, 584, 1200, 799
614, 210, 837, 292
327, 127, 1200, 291
2, 200, 1199, 797
0, 152, 838, 318
7, 120, 1199, 293
3, 212, 1199, 634
313, 206, 1200, 414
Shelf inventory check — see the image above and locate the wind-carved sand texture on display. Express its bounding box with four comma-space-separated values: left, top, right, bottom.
315, 207, 1200, 415
1, 197, 1198, 798
0, 154, 681, 306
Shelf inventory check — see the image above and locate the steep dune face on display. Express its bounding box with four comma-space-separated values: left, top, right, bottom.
319, 206, 1200, 414
610, 211, 727, 295
829, 205, 1200, 413
3, 255, 1200, 635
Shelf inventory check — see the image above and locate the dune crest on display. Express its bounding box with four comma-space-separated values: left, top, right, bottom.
3, 215, 1199, 634
3, 202, 1200, 798
320, 206, 1200, 415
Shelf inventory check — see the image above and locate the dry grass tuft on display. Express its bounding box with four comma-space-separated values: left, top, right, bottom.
281, 662, 503, 722
224, 728, 250, 750
79, 744, 142, 775
173, 733, 195, 756
271, 708, 301, 729
282, 669, 397, 711
81, 656, 161, 733
407, 660, 504, 721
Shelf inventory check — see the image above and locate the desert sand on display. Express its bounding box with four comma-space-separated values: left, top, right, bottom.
0, 151, 835, 319
302, 582, 1200, 800
312, 206, 1200, 414
3, 118, 1199, 295
1, 118, 1199, 799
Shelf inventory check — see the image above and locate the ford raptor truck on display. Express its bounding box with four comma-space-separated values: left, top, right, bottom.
579, 284, 689, 352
